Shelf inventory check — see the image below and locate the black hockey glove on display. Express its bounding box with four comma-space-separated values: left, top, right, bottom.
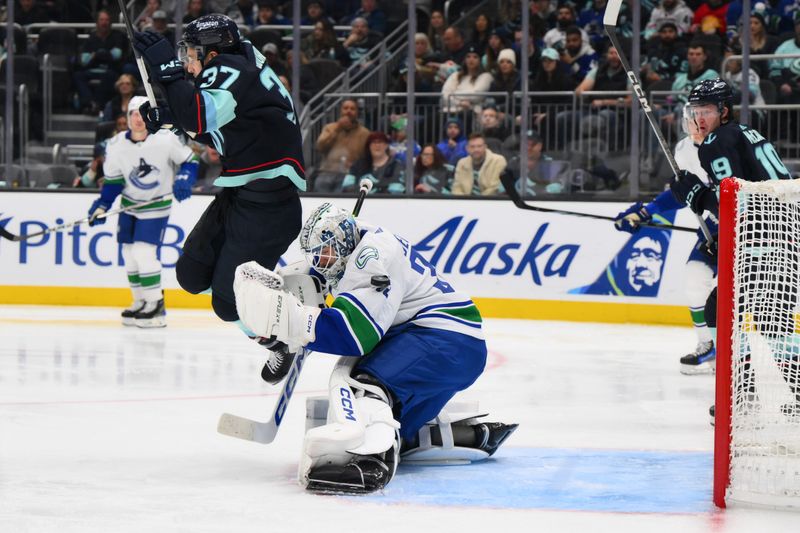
133, 31, 184, 84
698, 233, 718, 261
614, 202, 652, 233
139, 101, 178, 135
669, 170, 716, 216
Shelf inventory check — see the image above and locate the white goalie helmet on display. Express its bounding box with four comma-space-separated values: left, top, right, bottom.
299, 203, 360, 286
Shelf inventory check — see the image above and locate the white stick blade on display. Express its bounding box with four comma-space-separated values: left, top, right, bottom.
603, 0, 623, 26
217, 413, 277, 444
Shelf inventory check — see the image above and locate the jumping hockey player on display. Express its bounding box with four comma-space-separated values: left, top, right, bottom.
614, 106, 717, 374
88, 95, 198, 328
669, 78, 797, 420
132, 15, 305, 367
233, 203, 518, 494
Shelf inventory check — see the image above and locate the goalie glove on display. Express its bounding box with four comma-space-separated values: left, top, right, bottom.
234, 261, 321, 352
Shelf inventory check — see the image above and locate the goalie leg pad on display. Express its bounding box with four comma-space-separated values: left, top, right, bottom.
299, 358, 400, 492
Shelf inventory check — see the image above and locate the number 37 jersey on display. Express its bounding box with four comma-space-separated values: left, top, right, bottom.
699, 121, 792, 186
307, 225, 484, 357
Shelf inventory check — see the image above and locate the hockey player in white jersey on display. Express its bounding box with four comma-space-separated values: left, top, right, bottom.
88, 95, 199, 327
614, 107, 717, 374
234, 203, 517, 494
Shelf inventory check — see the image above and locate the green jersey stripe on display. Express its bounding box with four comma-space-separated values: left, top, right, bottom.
121, 198, 173, 210
331, 297, 381, 354
437, 304, 482, 323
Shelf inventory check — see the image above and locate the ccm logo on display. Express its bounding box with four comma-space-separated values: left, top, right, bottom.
627, 73, 651, 112
339, 387, 357, 421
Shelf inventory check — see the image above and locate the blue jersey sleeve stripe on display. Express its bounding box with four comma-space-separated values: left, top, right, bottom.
338, 292, 385, 337
307, 308, 363, 356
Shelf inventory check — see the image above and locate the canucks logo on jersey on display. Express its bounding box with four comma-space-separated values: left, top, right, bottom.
128, 158, 161, 190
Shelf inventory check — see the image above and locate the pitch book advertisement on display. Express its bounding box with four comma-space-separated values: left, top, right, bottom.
0, 193, 700, 322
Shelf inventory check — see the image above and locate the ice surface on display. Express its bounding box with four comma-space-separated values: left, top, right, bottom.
1, 306, 798, 532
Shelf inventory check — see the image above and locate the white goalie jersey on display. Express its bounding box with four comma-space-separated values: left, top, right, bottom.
309, 225, 484, 357
102, 130, 194, 219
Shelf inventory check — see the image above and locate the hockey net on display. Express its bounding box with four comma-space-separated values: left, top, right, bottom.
715, 177, 800, 509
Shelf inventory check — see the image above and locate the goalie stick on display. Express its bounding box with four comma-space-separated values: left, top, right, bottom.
0, 194, 173, 242
603, 0, 714, 243
216, 178, 374, 445
499, 171, 697, 233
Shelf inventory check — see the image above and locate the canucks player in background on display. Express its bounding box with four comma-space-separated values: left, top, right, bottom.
669, 78, 797, 420
88, 95, 198, 328
233, 203, 517, 494
132, 15, 305, 368
614, 106, 717, 374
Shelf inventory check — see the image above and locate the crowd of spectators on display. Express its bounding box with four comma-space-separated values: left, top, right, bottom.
2, 1, 800, 195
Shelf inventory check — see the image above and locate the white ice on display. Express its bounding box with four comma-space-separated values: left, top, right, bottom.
1, 305, 798, 533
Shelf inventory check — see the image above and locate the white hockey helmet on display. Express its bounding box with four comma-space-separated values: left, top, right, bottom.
299, 203, 360, 286
128, 96, 149, 119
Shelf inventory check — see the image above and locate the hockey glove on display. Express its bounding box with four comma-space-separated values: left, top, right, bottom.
614, 202, 652, 233
133, 31, 184, 84
698, 233, 718, 261
88, 198, 111, 226
139, 101, 178, 135
173, 177, 193, 202
669, 170, 716, 216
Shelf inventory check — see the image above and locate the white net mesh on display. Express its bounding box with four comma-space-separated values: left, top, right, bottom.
727, 178, 800, 508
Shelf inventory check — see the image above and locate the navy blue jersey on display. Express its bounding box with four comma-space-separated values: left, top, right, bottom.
164, 44, 306, 190
698, 121, 792, 186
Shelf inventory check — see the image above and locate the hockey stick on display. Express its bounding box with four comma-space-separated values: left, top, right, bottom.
117, 0, 157, 107
500, 171, 697, 233
603, 0, 714, 243
217, 178, 375, 444
0, 194, 174, 242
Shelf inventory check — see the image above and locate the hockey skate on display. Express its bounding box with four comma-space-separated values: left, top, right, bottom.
134, 298, 166, 328
121, 300, 145, 326
680, 340, 716, 375
259, 341, 295, 385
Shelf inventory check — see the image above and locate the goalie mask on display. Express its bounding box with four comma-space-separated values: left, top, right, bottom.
299, 203, 360, 286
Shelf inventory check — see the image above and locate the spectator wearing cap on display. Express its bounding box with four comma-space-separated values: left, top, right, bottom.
74, 142, 107, 188
645, 0, 694, 40
559, 25, 598, 83
503, 131, 567, 197
436, 117, 468, 166
148, 10, 174, 43
342, 131, 406, 193
343, 17, 381, 64
641, 20, 688, 86
452, 133, 507, 196
414, 144, 454, 194
261, 42, 287, 75
344, 0, 387, 36
388, 115, 421, 163
530, 47, 577, 149
490, 48, 520, 95
254, 1, 289, 26
441, 44, 493, 114
769, 13, 800, 105
315, 99, 371, 192
543, 4, 589, 51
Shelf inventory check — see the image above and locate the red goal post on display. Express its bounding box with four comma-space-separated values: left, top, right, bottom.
714, 177, 800, 509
